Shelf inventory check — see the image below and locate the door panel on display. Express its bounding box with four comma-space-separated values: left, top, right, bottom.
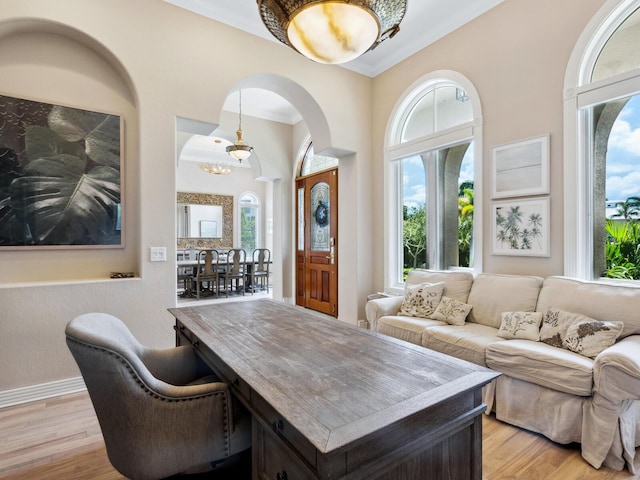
295, 169, 338, 316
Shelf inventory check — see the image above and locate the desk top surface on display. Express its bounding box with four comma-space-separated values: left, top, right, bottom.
169, 299, 498, 453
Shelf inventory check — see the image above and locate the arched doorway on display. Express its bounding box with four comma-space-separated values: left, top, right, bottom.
295, 142, 339, 316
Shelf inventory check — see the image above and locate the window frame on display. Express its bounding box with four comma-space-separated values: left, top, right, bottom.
384, 71, 483, 293
564, 0, 640, 280
238, 191, 260, 251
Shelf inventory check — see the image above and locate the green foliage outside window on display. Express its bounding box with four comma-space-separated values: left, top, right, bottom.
240, 207, 256, 251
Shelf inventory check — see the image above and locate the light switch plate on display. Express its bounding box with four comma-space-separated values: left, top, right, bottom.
150, 247, 167, 262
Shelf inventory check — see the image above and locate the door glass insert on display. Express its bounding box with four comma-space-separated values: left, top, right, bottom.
310, 182, 330, 251
297, 187, 305, 251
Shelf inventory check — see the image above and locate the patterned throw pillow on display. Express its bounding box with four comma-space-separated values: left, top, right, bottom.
399, 282, 444, 319
564, 320, 623, 358
431, 296, 472, 326
539, 308, 586, 348
497, 311, 543, 340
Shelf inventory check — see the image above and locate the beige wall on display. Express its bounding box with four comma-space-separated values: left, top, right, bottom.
0, 0, 372, 393
371, 0, 607, 283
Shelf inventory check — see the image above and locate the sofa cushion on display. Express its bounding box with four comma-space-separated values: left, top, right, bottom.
486, 339, 594, 396
564, 320, 623, 358
431, 296, 472, 326
406, 269, 474, 303
377, 315, 446, 345
497, 311, 543, 340
467, 273, 543, 328
421, 323, 504, 366
537, 276, 640, 339
398, 282, 443, 318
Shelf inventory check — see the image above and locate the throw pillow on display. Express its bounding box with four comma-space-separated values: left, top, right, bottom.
497, 311, 543, 340
431, 296, 472, 326
564, 320, 623, 358
399, 282, 444, 319
539, 308, 586, 348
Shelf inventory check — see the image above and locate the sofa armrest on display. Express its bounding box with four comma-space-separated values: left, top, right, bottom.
594, 335, 640, 401
365, 296, 404, 331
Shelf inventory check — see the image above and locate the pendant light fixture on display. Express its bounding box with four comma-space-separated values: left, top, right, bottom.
258, 0, 407, 65
199, 137, 235, 175
226, 90, 254, 162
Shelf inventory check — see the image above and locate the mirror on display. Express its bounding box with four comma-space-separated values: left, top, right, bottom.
177, 204, 223, 238
176, 192, 233, 250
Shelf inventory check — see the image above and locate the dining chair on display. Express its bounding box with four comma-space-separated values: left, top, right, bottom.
249, 248, 271, 294
192, 249, 219, 299
221, 248, 246, 297
65, 312, 251, 480
176, 248, 198, 295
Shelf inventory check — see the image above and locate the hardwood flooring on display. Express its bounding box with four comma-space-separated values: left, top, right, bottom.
0, 391, 637, 480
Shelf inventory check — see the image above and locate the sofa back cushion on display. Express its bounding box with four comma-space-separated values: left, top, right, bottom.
406, 269, 474, 303
537, 276, 640, 339
467, 273, 543, 328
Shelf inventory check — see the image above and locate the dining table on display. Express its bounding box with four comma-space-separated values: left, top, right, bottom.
177, 255, 269, 298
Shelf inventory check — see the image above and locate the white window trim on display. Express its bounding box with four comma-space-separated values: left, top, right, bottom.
564, 0, 640, 279
383, 70, 483, 292
238, 191, 260, 250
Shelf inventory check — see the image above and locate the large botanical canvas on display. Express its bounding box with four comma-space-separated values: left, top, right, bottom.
0, 94, 122, 248
492, 197, 550, 257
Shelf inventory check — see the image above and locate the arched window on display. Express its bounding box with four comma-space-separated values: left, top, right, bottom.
298, 142, 339, 177
385, 72, 482, 289
239, 192, 259, 251
565, 0, 640, 281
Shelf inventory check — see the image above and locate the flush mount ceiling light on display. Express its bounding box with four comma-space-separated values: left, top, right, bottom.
226, 90, 254, 162
258, 0, 407, 65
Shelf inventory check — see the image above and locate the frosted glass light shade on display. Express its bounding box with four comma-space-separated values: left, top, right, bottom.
287, 3, 379, 64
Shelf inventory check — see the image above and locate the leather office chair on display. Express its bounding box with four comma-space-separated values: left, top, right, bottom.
65, 313, 251, 480
249, 248, 270, 294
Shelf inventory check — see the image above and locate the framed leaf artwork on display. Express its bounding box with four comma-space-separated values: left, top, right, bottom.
0, 94, 123, 249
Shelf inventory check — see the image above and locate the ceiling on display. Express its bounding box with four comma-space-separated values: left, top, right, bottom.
167, 0, 505, 131
163, 0, 504, 78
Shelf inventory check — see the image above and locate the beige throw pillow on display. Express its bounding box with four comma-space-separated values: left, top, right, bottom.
497, 311, 543, 340
399, 282, 444, 319
540, 308, 585, 348
564, 320, 623, 358
431, 296, 472, 326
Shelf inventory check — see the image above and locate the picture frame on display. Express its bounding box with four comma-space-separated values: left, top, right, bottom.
199, 220, 218, 238
492, 197, 550, 257
0, 93, 123, 249
492, 134, 549, 199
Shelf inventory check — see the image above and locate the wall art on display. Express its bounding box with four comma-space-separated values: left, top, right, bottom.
492, 197, 550, 257
0, 94, 122, 249
492, 134, 549, 199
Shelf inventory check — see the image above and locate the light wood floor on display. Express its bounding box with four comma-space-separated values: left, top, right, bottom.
0, 391, 638, 480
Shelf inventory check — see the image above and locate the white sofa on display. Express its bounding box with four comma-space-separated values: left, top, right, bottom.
365, 269, 640, 473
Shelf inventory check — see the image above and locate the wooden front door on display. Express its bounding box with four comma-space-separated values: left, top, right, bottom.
295, 168, 338, 316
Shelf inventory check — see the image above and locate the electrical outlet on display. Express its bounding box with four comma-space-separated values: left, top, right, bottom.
150, 247, 166, 262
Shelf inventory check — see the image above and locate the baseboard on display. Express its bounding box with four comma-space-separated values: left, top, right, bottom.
0, 377, 86, 409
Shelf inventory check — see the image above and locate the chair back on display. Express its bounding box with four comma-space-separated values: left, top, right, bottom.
253, 248, 270, 273
226, 248, 246, 274
196, 249, 218, 278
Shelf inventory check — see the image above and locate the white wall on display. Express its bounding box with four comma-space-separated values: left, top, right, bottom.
0, 0, 373, 393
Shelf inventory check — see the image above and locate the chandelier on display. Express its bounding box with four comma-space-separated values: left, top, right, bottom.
226, 90, 253, 162
199, 138, 236, 175
257, 0, 407, 65
199, 162, 235, 175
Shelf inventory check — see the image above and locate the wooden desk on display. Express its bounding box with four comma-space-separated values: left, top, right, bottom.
169, 300, 499, 480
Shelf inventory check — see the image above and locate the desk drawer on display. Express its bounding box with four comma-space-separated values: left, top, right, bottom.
252, 392, 317, 469
255, 420, 316, 480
